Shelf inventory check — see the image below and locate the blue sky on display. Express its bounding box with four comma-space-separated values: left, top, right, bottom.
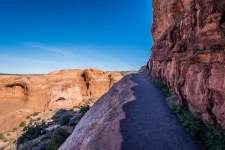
0, 0, 153, 74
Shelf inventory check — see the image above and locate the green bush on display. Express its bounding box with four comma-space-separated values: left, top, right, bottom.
42, 119, 46, 124
46, 128, 70, 150
17, 123, 46, 144
60, 115, 71, 125
155, 79, 165, 89
162, 88, 172, 97
168, 102, 225, 150
20, 122, 26, 128
80, 105, 90, 118
155, 79, 172, 98
0, 133, 4, 141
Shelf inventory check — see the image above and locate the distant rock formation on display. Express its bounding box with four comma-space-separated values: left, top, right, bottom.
149, 0, 225, 127
0, 69, 130, 132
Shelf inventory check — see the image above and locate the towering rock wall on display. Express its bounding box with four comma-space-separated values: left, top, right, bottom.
150, 0, 225, 127
0, 69, 125, 132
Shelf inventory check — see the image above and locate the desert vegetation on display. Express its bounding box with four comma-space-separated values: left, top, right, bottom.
79, 105, 90, 118
17, 122, 46, 144
60, 115, 71, 126
0, 105, 91, 150
168, 102, 225, 150
155, 79, 225, 150
19, 122, 26, 128
155, 79, 172, 97
0, 134, 5, 141
46, 128, 70, 150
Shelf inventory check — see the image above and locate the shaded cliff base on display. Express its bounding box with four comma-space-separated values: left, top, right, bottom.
154, 79, 225, 150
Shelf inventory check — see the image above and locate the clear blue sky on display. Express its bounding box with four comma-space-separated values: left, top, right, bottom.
0, 0, 153, 74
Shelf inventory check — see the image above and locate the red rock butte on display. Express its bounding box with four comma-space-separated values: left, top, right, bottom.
0, 69, 129, 132
149, 0, 225, 127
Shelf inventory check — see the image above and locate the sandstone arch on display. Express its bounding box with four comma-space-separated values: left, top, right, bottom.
5, 83, 28, 99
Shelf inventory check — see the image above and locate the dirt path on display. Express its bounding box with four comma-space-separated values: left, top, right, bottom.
120, 71, 201, 150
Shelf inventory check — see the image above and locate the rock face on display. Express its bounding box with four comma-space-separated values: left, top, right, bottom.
0, 69, 125, 132
59, 75, 137, 150
149, 0, 225, 127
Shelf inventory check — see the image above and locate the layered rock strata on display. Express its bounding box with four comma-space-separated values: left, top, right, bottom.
0, 69, 125, 132
149, 0, 225, 127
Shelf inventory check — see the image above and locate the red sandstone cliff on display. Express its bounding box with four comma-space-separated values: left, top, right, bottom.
149, 0, 225, 127
0, 69, 125, 132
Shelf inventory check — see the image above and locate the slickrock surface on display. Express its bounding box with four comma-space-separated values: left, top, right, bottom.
149, 0, 225, 127
0, 69, 125, 132
60, 71, 201, 150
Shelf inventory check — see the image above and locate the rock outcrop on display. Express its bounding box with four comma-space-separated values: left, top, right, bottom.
149, 0, 225, 127
0, 69, 126, 132
59, 75, 137, 150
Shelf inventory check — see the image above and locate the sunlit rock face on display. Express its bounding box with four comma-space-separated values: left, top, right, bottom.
59, 75, 137, 150
0, 69, 125, 132
149, 0, 225, 127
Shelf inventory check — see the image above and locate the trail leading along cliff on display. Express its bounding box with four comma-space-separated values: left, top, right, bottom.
59, 71, 201, 150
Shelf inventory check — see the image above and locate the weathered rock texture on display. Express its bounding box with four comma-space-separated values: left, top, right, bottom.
0, 69, 125, 132
149, 0, 225, 127
59, 75, 137, 150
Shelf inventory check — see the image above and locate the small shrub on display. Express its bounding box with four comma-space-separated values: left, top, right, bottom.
168, 102, 225, 150
42, 119, 46, 124
155, 79, 172, 98
17, 123, 46, 144
0, 133, 4, 141
162, 88, 172, 97
20, 122, 26, 128
31, 112, 39, 117
35, 117, 41, 121
73, 105, 81, 109
174, 105, 183, 114
8, 138, 15, 145
46, 128, 70, 150
30, 118, 34, 123
60, 115, 71, 125
12, 128, 18, 132
155, 79, 165, 89
80, 105, 90, 118
7, 133, 10, 136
